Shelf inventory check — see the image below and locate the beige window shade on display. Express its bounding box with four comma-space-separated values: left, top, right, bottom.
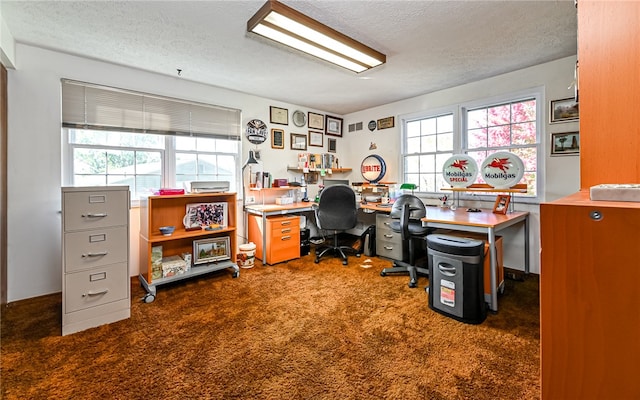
61, 79, 241, 140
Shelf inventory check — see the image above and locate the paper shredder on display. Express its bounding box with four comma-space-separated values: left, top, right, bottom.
427, 234, 486, 324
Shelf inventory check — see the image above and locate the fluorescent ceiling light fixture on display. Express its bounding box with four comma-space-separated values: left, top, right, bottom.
247, 0, 386, 73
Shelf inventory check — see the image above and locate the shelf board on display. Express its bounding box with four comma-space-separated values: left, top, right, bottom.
441, 183, 528, 193
145, 259, 238, 286
287, 167, 352, 173
148, 227, 236, 243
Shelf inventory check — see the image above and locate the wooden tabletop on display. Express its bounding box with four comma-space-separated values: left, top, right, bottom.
422, 207, 529, 228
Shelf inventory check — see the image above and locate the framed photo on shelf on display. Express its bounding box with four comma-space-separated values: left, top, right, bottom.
551, 131, 580, 156
183, 202, 227, 229
327, 138, 337, 153
493, 194, 511, 215
308, 130, 323, 147
550, 97, 579, 123
325, 115, 343, 137
271, 128, 284, 149
290, 133, 307, 150
193, 236, 231, 265
308, 112, 324, 130
270, 106, 289, 125
377, 116, 395, 130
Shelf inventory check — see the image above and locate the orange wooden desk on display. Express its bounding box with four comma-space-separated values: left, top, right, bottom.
244, 202, 316, 263
420, 207, 530, 312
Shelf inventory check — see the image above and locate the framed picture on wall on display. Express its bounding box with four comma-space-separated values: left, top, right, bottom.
308, 130, 323, 147
550, 98, 579, 123
551, 131, 580, 156
271, 128, 284, 149
325, 115, 343, 137
308, 112, 324, 130
328, 138, 337, 153
290, 133, 307, 150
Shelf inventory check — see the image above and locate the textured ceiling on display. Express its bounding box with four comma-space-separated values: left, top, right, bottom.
1, 0, 577, 115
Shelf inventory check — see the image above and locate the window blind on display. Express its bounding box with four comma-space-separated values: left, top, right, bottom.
61, 79, 241, 140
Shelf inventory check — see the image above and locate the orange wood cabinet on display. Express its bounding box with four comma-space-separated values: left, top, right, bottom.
248, 214, 300, 265
578, 1, 640, 188
540, 191, 640, 399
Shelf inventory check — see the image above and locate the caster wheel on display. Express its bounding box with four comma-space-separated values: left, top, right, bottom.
314, 258, 320, 264
142, 294, 155, 303
232, 272, 239, 278
408, 281, 417, 288
356, 253, 361, 258
380, 271, 387, 277
342, 260, 348, 265
499, 285, 505, 294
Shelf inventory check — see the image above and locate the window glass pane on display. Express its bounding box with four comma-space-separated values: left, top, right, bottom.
421, 154, 435, 173
136, 176, 161, 198
74, 175, 106, 186
176, 153, 197, 175
216, 139, 238, 153
436, 115, 453, 133
198, 154, 217, 174
74, 148, 106, 173
512, 100, 536, 123
421, 118, 437, 135
487, 126, 511, 147
136, 151, 162, 175
467, 109, 487, 129
406, 121, 421, 137
512, 122, 536, 145
106, 150, 134, 173
176, 136, 196, 151
421, 135, 436, 152
435, 153, 452, 174
467, 128, 487, 149
407, 137, 420, 153
488, 104, 510, 126
405, 155, 420, 173
438, 132, 453, 151
195, 137, 217, 152
421, 173, 436, 192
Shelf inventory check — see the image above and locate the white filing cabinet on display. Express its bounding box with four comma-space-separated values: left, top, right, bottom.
61, 186, 130, 335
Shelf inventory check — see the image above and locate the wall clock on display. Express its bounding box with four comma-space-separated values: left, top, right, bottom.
246, 119, 268, 144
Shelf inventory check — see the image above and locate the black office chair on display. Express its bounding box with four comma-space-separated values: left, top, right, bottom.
313, 184, 359, 265
380, 194, 431, 288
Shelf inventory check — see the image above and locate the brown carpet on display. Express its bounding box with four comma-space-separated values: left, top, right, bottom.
1, 254, 540, 399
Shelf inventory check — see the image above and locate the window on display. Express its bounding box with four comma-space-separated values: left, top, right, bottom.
401, 89, 541, 200
66, 130, 239, 200
402, 113, 454, 192
61, 80, 241, 202
463, 96, 539, 197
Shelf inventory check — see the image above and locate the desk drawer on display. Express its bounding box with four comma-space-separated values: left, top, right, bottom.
376, 238, 403, 261
268, 216, 299, 231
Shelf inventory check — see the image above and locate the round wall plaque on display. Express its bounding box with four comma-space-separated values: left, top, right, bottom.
368, 120, 377, 131
360, 154, 386, 183
442, 154, 478, 188
292, 110, 306, 127
480, 151, 525, 189
246, 119, 267, 144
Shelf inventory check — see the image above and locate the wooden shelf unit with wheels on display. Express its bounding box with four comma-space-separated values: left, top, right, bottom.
138, 192, 239, 302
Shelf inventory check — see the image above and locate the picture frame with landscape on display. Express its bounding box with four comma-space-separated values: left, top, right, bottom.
551, 131, 580, 156
193, 237, 231, 265
550, 98, 579, 123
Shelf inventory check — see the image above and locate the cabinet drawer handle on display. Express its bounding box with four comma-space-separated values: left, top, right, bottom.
384, 246, 394, 250
82, 213, 108, 218
82, 289, 109, 297
384, 222, 390, 226
82, 251, 108, 257
384, 234, 393, 238
281, 236, 291, 241
280, 221, 292, 226
281, 228, 292, 233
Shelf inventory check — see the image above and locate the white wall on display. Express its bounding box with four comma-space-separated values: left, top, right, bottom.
7, 43, 578, 301
339, 56, 580, 275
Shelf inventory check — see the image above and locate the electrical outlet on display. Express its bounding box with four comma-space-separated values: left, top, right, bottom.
246, 195, 256, 204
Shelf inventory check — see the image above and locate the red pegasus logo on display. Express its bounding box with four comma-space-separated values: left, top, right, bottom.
450, 159, 469, 171
487, 157, 511, 172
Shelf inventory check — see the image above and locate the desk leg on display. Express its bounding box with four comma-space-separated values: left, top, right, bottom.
261, 213, 268, 264
524, 215, 530, 275
488, 227, 498, 312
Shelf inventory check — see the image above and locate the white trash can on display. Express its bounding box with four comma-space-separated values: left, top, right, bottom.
237, 242, 257, 269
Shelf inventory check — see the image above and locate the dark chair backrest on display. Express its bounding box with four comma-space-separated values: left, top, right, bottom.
316, 184, 357, 231
390, 194, 426, 220
389, 195, 426, 241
